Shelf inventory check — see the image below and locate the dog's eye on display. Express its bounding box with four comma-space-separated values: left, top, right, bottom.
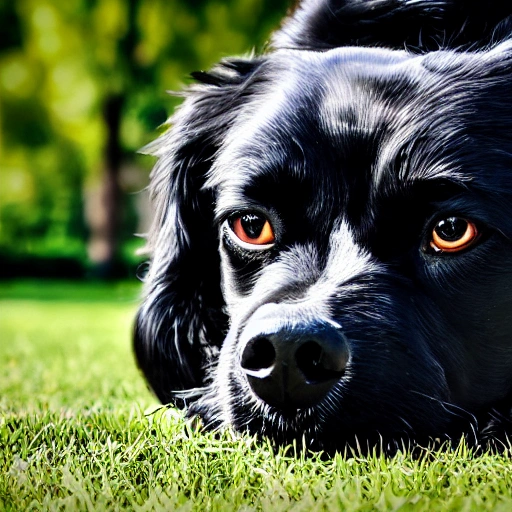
230, 213, 275, 247
429, 217, 479, 253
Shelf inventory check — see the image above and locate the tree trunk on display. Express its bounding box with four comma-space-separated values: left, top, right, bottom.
86, 94, 124, 278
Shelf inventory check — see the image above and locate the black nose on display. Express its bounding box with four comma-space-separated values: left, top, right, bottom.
240, 311, 349, 410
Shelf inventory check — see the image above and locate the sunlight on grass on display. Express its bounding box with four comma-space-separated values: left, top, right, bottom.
1, 280, 512, 511
0, 280, 151, 411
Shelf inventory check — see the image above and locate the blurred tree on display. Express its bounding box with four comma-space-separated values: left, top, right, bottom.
0, 0, 289, 277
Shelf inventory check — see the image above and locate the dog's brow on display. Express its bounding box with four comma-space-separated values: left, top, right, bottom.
212, 194, 270, 224
405, 178, 469, 202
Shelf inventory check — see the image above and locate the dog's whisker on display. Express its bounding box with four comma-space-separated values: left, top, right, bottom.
170, 387, 207, 400
410, 390, 479, 430
397, 416, 414, 434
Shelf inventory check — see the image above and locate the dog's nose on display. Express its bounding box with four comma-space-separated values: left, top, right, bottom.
240, 310, 349, 410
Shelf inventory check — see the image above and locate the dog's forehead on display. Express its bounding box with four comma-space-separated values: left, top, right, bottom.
209, 45, 496, 219
210, 47, 420, 181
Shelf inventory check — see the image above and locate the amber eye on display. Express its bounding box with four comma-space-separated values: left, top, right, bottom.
429, 217, 479, 253
230, 213, 275, 246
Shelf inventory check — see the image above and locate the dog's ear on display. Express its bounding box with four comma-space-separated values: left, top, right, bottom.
273, 0, 512, 51
134, 58, 264, 406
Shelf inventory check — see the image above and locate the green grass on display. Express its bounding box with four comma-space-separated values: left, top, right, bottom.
1, 280, 512, 511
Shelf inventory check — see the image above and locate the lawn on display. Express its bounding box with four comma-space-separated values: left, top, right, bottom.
1, 280, 512, 511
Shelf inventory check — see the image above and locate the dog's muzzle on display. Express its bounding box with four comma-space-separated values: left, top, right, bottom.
239, 304, 349, 410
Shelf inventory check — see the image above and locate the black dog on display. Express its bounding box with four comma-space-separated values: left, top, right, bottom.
135, 0, 512, 453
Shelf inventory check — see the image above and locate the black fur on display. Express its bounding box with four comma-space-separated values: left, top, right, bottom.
134, 0, 512, 453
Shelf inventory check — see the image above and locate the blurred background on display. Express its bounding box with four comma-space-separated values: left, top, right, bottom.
0, 0, 289, 281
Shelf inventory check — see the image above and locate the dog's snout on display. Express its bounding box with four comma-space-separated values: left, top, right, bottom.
240, 313, 349, 409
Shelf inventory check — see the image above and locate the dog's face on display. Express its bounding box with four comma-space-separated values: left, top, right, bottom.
135, 3, 512, 453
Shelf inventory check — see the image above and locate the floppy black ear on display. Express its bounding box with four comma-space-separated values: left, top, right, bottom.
134, 58, 264, 406
273, 0, 512, 51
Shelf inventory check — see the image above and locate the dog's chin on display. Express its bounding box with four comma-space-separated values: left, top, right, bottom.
188, 377, 477, 455
189, 385, 331, 452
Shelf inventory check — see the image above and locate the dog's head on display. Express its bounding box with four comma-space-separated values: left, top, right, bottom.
135, 0, 512, 452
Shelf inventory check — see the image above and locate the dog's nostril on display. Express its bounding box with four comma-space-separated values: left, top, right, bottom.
241, 337, 276, 371
296, 340, 346, 383
239, 312, 350, 409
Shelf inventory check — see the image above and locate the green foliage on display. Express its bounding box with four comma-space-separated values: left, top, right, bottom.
0, 0, 289, 270
1, 280, 512, 510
